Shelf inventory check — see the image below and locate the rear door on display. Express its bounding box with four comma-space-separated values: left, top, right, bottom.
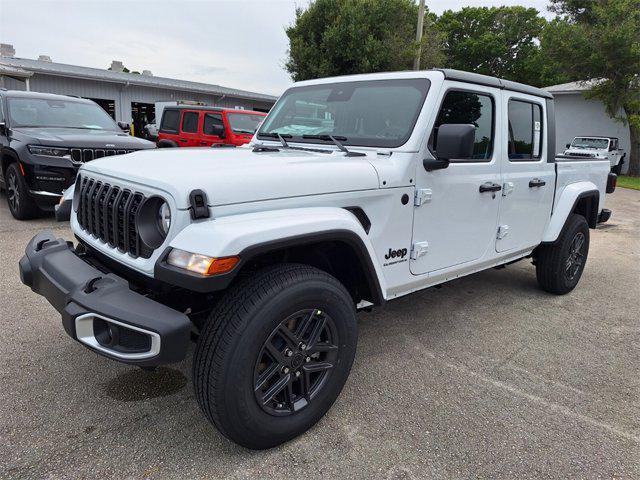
495, 94, 555, 253
178, 110, 201, 147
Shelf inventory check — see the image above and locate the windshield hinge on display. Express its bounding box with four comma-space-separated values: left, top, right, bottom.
414, 188, 432, 206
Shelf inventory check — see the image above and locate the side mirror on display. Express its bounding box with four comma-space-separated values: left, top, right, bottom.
209, 126, 226, 138
431, 123, 476, 163
566, 143, 571, 149
118, 121, 130, 132
0, 121, 7, 136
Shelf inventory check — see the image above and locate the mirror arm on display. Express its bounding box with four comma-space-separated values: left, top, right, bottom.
423, 158, 450, 172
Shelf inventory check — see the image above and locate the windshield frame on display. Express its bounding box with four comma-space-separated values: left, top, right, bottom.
257, 78, 431, 149
7, 96, 120, 131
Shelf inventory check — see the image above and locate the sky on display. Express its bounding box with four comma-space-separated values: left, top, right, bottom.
1, 0, 552, 97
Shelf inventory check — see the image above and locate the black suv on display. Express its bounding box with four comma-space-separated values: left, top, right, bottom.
0, 90, 155, 219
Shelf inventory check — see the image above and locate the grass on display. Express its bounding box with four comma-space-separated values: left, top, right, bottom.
617, 175, 640, 191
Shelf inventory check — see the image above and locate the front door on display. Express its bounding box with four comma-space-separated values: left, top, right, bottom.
495, 94, 555, 253
201, 112, 226, 147
411, 86, 502, 275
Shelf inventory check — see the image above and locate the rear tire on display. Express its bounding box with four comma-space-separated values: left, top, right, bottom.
193, 263, 358, 449
5, 163, 40, 220
535, 214, 589, 294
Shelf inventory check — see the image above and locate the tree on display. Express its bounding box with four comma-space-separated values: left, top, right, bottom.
284, 0, 444, 82
435, 6, 563, 87
542, 0, 640, 175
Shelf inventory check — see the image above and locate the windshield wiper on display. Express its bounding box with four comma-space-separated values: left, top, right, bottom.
256, 132, 332, 154
302, 134, 366, 157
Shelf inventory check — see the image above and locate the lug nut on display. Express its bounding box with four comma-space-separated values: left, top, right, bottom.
283, 367, 290, 374
295, 371, 301, 378
277, 403, 283, 408
300, 343, 307, 350
285, 349, 293, 357
305, 357, 311, 363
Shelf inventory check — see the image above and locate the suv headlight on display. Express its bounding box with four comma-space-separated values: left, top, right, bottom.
28, 145, 70, 157
137, 197, 171, 249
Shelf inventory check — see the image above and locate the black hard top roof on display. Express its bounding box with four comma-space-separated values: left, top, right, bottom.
435, 69, 554, 99
163, 105, 263, 113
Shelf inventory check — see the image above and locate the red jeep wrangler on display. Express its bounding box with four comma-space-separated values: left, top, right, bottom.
156, 106, 266, 148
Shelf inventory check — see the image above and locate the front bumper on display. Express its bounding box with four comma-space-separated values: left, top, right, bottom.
19, 231, 191, 366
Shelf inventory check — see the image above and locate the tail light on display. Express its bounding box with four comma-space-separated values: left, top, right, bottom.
606, 173, 617, 194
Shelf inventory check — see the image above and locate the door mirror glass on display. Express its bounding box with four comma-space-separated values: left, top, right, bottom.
566, 143, 571, 149
434, 124, 476, 161
117, 121, 130, 132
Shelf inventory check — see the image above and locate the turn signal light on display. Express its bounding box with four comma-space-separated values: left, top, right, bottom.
167, 248, 240, 276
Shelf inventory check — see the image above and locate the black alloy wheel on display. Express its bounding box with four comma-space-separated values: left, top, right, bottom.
565, 232, 586, 281
253, 308, 339, 416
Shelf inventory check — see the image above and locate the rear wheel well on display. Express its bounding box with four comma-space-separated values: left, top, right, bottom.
572, 192, 599, 229
235, 240, 381, 306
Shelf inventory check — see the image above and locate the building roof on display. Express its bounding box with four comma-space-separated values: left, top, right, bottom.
544, 79, 599, 94
0, 57, 277, 102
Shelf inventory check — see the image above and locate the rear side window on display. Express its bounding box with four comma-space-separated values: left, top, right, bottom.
508, 100, 543, 160
160, 109, 179, 132
181, 111, 199, 133
203, 113, 224, 135
432, 90, 494, 161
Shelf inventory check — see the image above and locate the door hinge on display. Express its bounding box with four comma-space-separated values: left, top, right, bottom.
411, 241, 429, 259
414, 188, 432, 206
497, 225, 510, 239
502, 182, 515, 196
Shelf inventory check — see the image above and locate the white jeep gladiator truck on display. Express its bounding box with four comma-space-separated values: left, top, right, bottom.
19, 69, 617, 449
563, 136, 626, 174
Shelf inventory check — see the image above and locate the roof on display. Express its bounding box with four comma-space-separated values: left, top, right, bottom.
437, 69, 554, 99
0, 57, 278, 103
0, 89, 94, 103
544, 79, 599, 94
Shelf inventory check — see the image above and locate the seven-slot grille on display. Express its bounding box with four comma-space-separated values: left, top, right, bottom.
70, 148, 137, 164
76, 175, 153, 259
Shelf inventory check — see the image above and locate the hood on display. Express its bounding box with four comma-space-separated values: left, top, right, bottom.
12, 127, 155, 149
80, 146, 381, 208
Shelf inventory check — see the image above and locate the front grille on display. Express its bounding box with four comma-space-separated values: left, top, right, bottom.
70, 148, 136, 164
76, 175, 152, 259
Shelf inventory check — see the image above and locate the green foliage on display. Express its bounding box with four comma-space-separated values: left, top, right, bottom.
617, 175, 640, 190
284, 0, 444, 81
543, 0, 640, 175
434, 6, 562, 87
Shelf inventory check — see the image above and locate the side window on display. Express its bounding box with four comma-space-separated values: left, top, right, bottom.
181, 111, 199, 133
508, 100, 543, 161
0, 97, 5, 123
160, 109, 179, 133
203, 113, 224, 135
432, 90, 494, 161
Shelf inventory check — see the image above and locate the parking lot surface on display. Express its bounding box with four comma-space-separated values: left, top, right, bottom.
0, 188, 638, 479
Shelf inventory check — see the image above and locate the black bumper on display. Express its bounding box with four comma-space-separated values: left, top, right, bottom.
19, 231, 191, 366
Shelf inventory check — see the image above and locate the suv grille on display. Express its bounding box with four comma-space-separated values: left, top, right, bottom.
76, 175, 152, 259
70, 148, 137, 164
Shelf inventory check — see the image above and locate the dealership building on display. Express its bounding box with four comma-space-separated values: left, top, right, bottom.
0, 43, 277, 136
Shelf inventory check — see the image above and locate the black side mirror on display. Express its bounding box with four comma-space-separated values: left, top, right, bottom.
0, 121, 7, 136
429, 123, 475, 166
118, 121, 130, 132
566, 143, 571, 149
209, 126, 226, 138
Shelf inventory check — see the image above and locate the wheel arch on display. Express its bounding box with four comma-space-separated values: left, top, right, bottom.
1, 148, 20, 177
542, 184, 599, 243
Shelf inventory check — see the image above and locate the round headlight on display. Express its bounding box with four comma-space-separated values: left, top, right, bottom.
158, 202, 171, 236
137, 197, 170, 250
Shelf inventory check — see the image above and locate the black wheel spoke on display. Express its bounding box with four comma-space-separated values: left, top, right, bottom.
295, 310, 317, 340
265, 341, 286, 364
254, 362, 280, 392
306, 315, 327, 349
303, 361, 334, 373
277, 325, 300, 349
261, 373, 290, 406
308, 342, 338, 354
301, 370, 312, 401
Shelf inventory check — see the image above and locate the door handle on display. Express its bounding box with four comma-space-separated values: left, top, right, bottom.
179, 139, 187, 143
199, 141, 208, 145
529, 178, 546, 188
479, 182, 502, 193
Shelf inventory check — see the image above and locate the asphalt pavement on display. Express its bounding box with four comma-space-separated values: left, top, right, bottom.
0, 188, 638, 479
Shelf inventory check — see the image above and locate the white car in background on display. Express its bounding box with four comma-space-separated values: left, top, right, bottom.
563, 136, 626, 174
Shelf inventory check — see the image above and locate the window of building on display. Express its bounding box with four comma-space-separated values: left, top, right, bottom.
508, 100, 543, 160
431, 90, 494, 161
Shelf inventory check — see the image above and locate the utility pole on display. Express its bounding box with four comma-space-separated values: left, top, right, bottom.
413, 0, 426, 70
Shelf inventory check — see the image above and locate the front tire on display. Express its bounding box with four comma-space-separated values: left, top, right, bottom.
193, 263, 358, 449
5, 163, 40, 220
535, 214, 590, 294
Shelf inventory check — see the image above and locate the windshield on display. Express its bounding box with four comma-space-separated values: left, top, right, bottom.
258, 78, 430, 148
227, 112, 264, 134
571, 137, 609, 149
8, 97, 119, 130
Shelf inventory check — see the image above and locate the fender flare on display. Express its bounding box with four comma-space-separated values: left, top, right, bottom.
542, 182, 599, 243
155, 207, 386, 304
